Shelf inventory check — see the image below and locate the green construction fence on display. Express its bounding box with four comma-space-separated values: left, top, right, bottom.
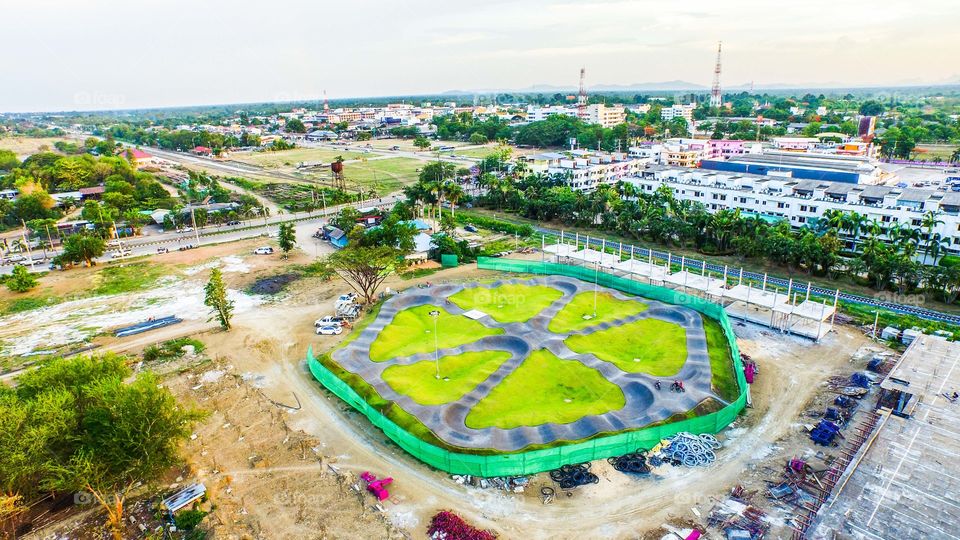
305, 258, 748, 477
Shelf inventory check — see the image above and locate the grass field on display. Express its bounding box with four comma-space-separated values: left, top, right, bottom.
0, 136, 75, 157
382, 350, 511, 405
548, 291, 647, 333
565, 318, 687, 376
702, 316, 740, 403
449, 283, 563, 323
465, 349, 625, 429
369, 304, 503, 362
341, 157, 423, 193
230, 148, 364, 168
91, 262, 170, 296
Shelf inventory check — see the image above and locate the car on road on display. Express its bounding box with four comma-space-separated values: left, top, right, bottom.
157, 247, 169, 254
227, 220, 241, 226
253, 246, 274, 255
391, 145, 400, 151
177, 227, 194, 233
110, 249, 132, 259
316, 325, 343, 336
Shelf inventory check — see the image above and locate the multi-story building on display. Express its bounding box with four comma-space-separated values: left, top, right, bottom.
660, 104, 696, 123
525, 105, 578, 122
583, 103, 626, 128
701, 151, 884, 184
523, 150, 649, 192
627, 166, 960, 254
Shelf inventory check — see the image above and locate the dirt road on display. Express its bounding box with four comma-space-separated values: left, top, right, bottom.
185, 261, 873, 539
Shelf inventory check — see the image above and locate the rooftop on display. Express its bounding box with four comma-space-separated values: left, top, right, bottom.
813, 335, 960, 539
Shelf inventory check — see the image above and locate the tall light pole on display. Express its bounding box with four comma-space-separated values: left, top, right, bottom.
593, 260, 600, 317
429, 310, 441, 379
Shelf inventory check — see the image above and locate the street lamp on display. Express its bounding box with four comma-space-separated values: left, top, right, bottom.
429, 310, 441, 379
593, 260, 600, 317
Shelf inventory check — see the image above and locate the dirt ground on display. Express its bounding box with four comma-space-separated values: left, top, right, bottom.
10, 238, 883, 539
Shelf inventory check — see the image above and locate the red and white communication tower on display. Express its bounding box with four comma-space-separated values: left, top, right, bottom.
577, 67, 587, 118
709, 42, 723, 108
323, 89, 329, 112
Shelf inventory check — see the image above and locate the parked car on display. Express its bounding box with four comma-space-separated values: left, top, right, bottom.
227, 220, 241, 226
463, 224, 478, 233
316, 325, 343, 336
110, 249, 132, 259
390, 145, 400, 151
157, 247, 169, 254
314, 315, 348, 327
177, 227, 194, 233
253, 246, 274, 255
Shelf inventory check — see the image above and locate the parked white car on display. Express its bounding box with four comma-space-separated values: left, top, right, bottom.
314, 315, 347, 327
316, 325, 343, 336
253, 246, 274, 255
110, 249, 132, 259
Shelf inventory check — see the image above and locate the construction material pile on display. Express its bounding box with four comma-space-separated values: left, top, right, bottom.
428, 510, 496, 540
608, 451, 651, 474
548, 463, 599, 489
661, 432, 721, 467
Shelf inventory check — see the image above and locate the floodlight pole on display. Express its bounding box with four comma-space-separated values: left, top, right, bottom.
593, 260, 599, 317
430, 310, 441, 379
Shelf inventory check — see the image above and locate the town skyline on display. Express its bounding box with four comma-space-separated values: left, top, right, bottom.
3, 0, 959, 112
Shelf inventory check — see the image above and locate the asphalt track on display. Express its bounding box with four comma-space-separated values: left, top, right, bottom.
331, 276, 725, 451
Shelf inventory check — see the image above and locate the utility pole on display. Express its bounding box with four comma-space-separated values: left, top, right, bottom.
19, 220, 34, 268
429, 310, 442, 379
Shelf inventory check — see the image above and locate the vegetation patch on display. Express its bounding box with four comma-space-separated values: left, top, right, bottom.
702, 316, 740, 403
142, 337, 206, 363
449, 283, 562, 323
91, 262, 168, 296
382, 350, 511, 406
465, 349, 625, 429
548, 291, 647, 333
565, 318, 687, 376
369, 304, 502, 361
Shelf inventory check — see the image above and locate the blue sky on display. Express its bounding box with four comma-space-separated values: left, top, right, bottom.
2, 0, 958, 112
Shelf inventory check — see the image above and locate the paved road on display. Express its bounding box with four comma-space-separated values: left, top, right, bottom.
0, 193, 404, 275
533, 226, 960, 326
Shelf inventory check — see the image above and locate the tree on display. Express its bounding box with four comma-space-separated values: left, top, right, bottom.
204, 268, 233, 330
285, 117, 307, 133
278, 222, 296, 258
0, 354, 200, 540
6, 265, 37, 293
858, 100, 884, 116
356, 131, 372, 141
328, 245, 408, 304
468, 133, 489, 145
0, 149, 18, 171
61, 233, 106, 267
413, 136, 432, 150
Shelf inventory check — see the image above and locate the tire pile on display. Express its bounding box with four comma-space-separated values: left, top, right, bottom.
608, 451, 651, 474
662, 432, 721, 467
549, 463, 599, 489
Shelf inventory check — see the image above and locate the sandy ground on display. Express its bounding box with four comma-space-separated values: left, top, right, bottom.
144, 247, 874, 539
8, 237, 880, 539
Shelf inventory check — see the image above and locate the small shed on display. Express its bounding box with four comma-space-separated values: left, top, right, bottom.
880, 326, 901, 341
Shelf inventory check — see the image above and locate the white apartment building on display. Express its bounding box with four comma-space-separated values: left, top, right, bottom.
525, 105, 578, 122
627, 166, 960, 254
523, 150, 650, 192
660, 104, 696, 123
583, 103, 626, 128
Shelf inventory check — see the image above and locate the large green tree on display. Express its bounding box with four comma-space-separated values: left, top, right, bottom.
0, 354, 200, 540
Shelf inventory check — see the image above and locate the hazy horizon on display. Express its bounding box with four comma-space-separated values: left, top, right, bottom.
3, 0, 959, 113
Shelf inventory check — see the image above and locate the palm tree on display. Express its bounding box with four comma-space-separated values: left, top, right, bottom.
951, 146, 960, 164
443, 181, 465, 218
920, 210, 945, 264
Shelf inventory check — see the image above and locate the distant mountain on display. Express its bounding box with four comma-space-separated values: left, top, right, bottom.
442, 80, 709, 95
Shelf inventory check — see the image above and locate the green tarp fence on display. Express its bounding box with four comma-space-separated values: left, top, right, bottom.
305, 258, 748, 477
